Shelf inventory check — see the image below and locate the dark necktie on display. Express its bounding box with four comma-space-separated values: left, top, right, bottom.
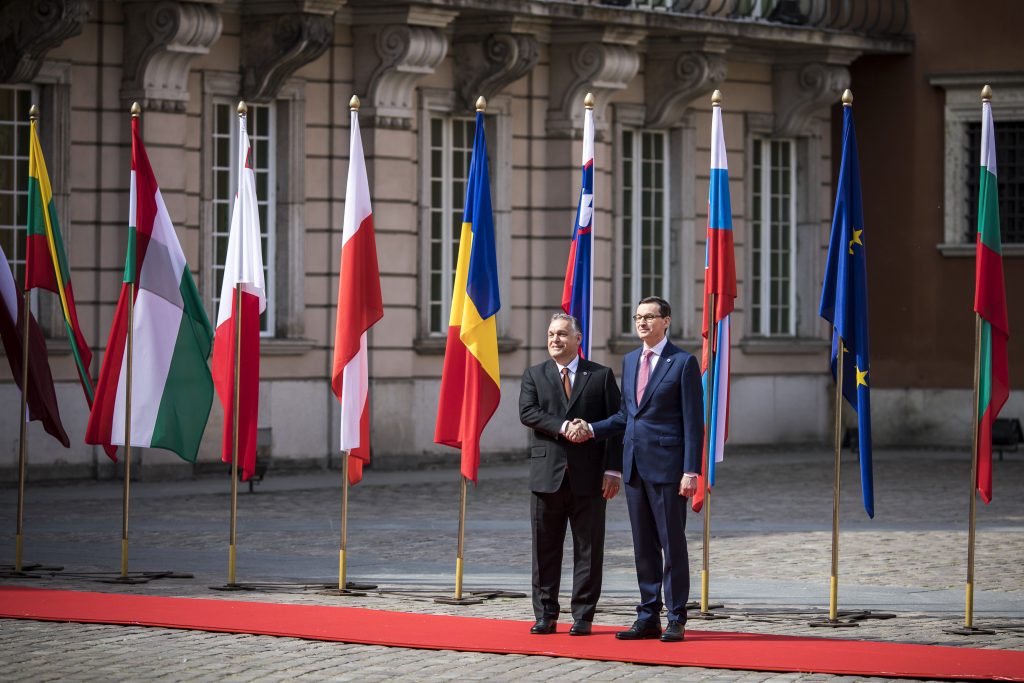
561, 367, 571, 400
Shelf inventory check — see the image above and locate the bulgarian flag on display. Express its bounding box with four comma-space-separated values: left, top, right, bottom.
26, 116, 114, 458
86, 112, 214, 462
212, 107, 267, 483
974, 91, 1010, 504
331, 102, 383, 486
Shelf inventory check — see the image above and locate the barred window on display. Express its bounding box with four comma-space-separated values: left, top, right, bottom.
211, 101, 275, 334
0, 86, 35, 288
750, 138, 796, 336
620, 129, 669, 335
966, 120, 1024, 243
426, 116, 474, 335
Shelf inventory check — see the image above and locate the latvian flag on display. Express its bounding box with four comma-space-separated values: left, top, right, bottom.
562, 97, 594, 357
693, 93, 736, 513
86, 111, 214, 462
332, 101, 383, 486
212, 107, 267, 482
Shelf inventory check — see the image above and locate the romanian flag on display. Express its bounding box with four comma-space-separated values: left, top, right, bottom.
25, 117, 113, 458
434, 108, 500, 483
561, 98, 594, 358
332, 102, 383, 486
693, 94, 736, 514
819, 95, 873, 518
974, 90, 1010, 504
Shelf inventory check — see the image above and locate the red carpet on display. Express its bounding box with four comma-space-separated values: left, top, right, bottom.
2, 587, 1022, 680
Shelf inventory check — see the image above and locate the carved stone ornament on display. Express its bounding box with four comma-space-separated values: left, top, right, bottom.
241, 1, 343, 103
453, 31, 540, 112
353, 9, 456, 129
547, 36, 642, 138
121, 1, 223, 112
772, 61, 851, 137
0, 0, 90, 83
644, 39, 728, 128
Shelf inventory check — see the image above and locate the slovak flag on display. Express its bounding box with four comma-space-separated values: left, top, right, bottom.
693, 93, 736, 513
561, 98, 594, 357
211, 106, 267, 482
332, 101, 383, 486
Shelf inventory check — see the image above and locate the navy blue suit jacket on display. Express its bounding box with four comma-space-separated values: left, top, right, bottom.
592, 340, 704, 485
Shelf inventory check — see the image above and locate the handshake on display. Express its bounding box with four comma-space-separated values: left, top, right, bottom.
565, 419, 593, 443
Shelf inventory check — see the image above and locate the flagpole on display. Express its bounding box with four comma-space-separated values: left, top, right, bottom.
966, 313, 982, 628
339, 451, 349, 591
455, 474, 467, 599
15, 130, 35, 570
700, 290, 716, 616
227, 284, 243, 585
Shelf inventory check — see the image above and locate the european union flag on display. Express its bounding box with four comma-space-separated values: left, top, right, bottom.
819, 98, 873, 518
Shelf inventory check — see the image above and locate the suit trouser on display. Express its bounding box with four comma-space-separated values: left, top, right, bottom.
624, 473, 690, 623
531, 477, 606, 622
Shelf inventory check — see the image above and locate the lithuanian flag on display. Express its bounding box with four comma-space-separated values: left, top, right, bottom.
974, 90, 1010, 504
26, 117, 114, 459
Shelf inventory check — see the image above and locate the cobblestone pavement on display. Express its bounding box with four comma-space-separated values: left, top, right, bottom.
2, 448, 1023, 681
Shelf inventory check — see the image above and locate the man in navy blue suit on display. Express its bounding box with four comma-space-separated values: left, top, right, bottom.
569, 296, 703, 642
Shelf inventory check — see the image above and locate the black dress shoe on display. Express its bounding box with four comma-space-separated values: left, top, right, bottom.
530, 618, 557, 634
568, 620, 592, 636
660, 620, 685, 642
615, 619, 662, 640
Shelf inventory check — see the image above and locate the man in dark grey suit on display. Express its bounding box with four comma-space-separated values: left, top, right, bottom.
519, 313, 622, 636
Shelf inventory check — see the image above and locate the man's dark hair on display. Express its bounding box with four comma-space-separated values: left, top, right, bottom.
638, 296, 671, 318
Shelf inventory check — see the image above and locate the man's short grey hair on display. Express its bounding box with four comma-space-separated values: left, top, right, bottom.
550, 312, 581, 335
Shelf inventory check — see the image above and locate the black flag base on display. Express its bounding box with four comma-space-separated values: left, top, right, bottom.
808, 616, 859, 628
95, 571, 193, 585
944, 625, 997, 636
433, 595, 485, 606
318, 581, 377, 597
686, 600, 729, 619
0, 562, 64, 578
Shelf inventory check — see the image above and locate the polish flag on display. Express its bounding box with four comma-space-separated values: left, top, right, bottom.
332, 102, 383, 485
211, 107, 266, 482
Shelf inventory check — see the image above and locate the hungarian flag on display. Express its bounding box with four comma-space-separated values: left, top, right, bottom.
26, 118, 113, 458
974, 92, 1010, 504
86, 113, 214, 462
693, 95, 737, 514
332, 104, 383, 486
561, 99, 594, 357
212, 109, 267, 483
0, 243, 69, 447
819, 97, 873, 518
434, 108, 501, 483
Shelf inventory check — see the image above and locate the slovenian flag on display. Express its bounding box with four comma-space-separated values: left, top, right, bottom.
561, 99, 594, 357
974, 90, 1010, 504
211, 107, 267, 482
693, 94, 736, 514
86, 112, 214, 463
434, 107, 501, 483
819, 95, 873, 518
332, 102, 383, 486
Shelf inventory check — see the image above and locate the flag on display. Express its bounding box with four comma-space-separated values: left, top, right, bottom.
0, 244, 69, 447
974, 93, 1010, 504
434, 109, 501, 483
211, 110, 267, 482
86, 113, 214, 463
26, 118, 114, 458
561, 101, 594, 357
693, 97, 737, 514
819, 98, 873, 518
332, 104, 383, 486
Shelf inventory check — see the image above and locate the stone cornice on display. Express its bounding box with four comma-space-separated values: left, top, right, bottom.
772, 51, 858, 137
0, 0, 90, 83
452, 17, 543, 112
644, 37, 729, 129
120, 0, 223, 112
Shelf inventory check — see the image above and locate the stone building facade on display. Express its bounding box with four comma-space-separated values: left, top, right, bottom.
0, 0, 1015, 480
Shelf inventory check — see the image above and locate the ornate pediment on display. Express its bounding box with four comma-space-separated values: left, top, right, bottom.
121, 0, 223, 112
0, 0, 90, 83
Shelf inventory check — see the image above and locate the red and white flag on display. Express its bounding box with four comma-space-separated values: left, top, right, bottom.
332, 104, 383, 485
212, 109, 266, 482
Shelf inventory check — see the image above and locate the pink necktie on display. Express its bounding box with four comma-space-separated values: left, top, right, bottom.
636, 349, 653, 404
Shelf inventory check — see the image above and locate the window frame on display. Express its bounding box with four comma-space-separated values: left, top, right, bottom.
750, 136, 797, 337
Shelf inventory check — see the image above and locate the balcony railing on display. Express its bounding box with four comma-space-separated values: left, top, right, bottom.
584, 0, 909, 37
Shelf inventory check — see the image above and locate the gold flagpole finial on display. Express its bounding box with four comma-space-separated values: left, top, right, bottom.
350, 95, 360, 111
131, 102, 141, 118
842, 89, 853, 107
711, 89, 722, 107
29, 104, 38, 122
584, 92, 595, 109
475, 96, 486, 113
237, 100, 247, 117
981, 85, 993, 103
